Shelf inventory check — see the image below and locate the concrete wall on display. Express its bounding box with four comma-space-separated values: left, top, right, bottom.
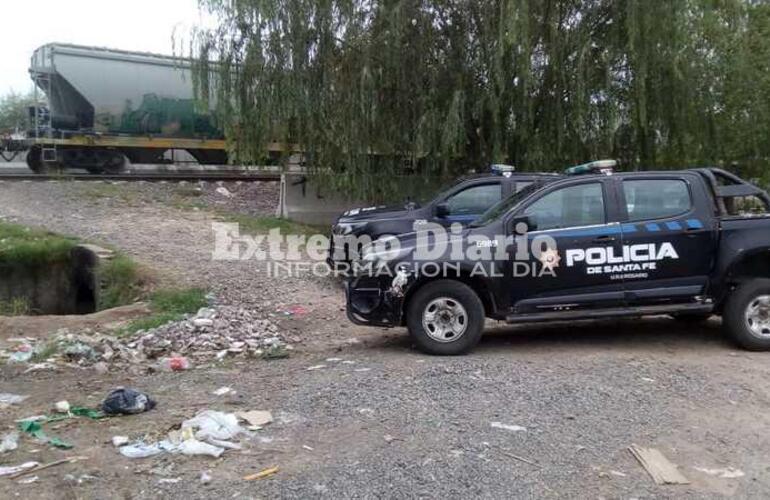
276, 173, 364, 226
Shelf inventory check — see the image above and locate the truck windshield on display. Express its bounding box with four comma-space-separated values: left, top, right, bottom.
469, 182, 545, 227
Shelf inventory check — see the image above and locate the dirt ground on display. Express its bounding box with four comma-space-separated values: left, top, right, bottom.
1, 179, 770, 499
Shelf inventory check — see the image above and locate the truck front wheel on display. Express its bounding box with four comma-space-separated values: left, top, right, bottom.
406, 280, 485, 355
724, 279, 770, 350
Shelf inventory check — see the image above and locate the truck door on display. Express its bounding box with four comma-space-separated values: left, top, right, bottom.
508, 179, 626, 313
618, 176, 716, 304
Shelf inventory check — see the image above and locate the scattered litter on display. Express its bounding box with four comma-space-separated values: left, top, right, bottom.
629, 444, 690, 485
193, 318, 214, 328
302, 445, 314, 451
641, 377, 656, 383
119, 410, 248, 459
0, 432, 20, 453
610, 470, 627, 477
262, 344, 290, 360
212, 387, 236, 396
0, 306, 288, 369
119, 442, 166, 459
112, 436, 130, 447
0, 462, 39, 477
15, 415, 46, 423
177, 439, 225, 458
236, 410, 273, 428
54, 401, 71, 414
7, 456, 88, 480
282, 305, 308, 316
18, 420, 72, 450
23, 363, 56, 374
159, 356, 191, 372
101, 388, 156, 415
7, 344, 34, 363
183, 410, 247, 446
158, 477, 182, 484
62, 342, 97, 362
0, 393, 28, 406
353, 368, 371, 372
70, 407, 106, 420
494, 447, 538, 466
383, 434, 395, 443
307, 365, 326, 371
17, 476, 39, 484
694, 466, 745, 479
243, 466, 279, 481
215, 186, 233, 198
200, 470, 212, 484
490, 422, 527, 432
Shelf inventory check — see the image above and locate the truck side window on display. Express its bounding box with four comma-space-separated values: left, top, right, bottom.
445, 184, 501, 215
524, 183, 605, 231
623, 179, 691, 221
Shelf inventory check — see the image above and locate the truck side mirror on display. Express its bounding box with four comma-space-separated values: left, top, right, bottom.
508, 215, 537, 234
434, 202, 450, 218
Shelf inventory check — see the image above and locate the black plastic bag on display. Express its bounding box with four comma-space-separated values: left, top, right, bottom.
101, 388, 156, 415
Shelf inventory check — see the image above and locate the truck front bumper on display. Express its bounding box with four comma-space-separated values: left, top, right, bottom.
345, 275, 406, 327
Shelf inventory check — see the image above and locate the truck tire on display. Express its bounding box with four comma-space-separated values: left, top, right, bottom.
724, 279, 770, 350
406, 280, 485, 355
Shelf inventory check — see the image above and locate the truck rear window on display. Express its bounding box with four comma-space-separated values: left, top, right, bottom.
623, 179, 692, 221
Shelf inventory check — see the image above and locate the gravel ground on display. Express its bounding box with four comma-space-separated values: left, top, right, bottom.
1, 179, 769, 499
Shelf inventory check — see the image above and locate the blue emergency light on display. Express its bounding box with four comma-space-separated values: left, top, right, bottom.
564, 159, 617, 176
491, 164, 516, 177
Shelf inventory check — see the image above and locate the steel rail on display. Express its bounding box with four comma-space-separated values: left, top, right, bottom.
0, 171, 282, 182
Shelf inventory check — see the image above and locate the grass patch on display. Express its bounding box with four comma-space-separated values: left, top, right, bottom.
77, 183, 140, 203
0, 221, 77, 267
30, 340, 58, 362
99, 254, 144, 310
0, 297, 31, 316
219, 213, 325, 236
120, 288, 208, 336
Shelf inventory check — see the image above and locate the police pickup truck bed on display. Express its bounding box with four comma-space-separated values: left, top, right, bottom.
345, 167, 770, 355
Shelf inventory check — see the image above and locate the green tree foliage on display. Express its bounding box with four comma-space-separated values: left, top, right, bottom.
191, 0, 770, 199
0, 91, 36, 132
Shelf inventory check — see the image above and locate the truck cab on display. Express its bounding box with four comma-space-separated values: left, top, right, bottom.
346, 163, 770, 355
329, 165, 559, 265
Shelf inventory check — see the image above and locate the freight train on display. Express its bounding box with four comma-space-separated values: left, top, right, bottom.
3, 43, 231, 173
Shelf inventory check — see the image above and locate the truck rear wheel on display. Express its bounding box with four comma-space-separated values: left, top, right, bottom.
406, 280, 485, 355
724, 279, 770, 350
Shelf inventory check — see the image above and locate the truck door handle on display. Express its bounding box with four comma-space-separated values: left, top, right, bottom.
593, 235, 616, 243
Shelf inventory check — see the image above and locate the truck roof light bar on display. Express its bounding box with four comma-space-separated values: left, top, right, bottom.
491, 164, 516, 177
565, 159, 617, 176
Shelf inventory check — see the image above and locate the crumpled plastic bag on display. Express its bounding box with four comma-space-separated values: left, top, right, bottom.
101, 388, 156, 415
118, 411, 247, 459
0, 432, 19, 453
182, 411, 244, 442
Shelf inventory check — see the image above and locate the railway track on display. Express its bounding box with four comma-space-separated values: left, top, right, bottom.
0, 170, 282, 182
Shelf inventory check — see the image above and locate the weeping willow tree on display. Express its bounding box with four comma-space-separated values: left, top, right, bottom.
190, 0, 770, 200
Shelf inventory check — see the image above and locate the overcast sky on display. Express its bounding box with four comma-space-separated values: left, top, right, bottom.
0, 0, 212, 95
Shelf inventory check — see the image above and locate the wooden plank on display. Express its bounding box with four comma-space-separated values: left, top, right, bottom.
629, 444, 690, 485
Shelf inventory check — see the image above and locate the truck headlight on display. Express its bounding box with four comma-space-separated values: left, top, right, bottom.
334, 222, 367, 235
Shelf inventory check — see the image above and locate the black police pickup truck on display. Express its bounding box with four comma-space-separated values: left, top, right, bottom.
329, 165, 559, 264
346, 165, 770, 355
